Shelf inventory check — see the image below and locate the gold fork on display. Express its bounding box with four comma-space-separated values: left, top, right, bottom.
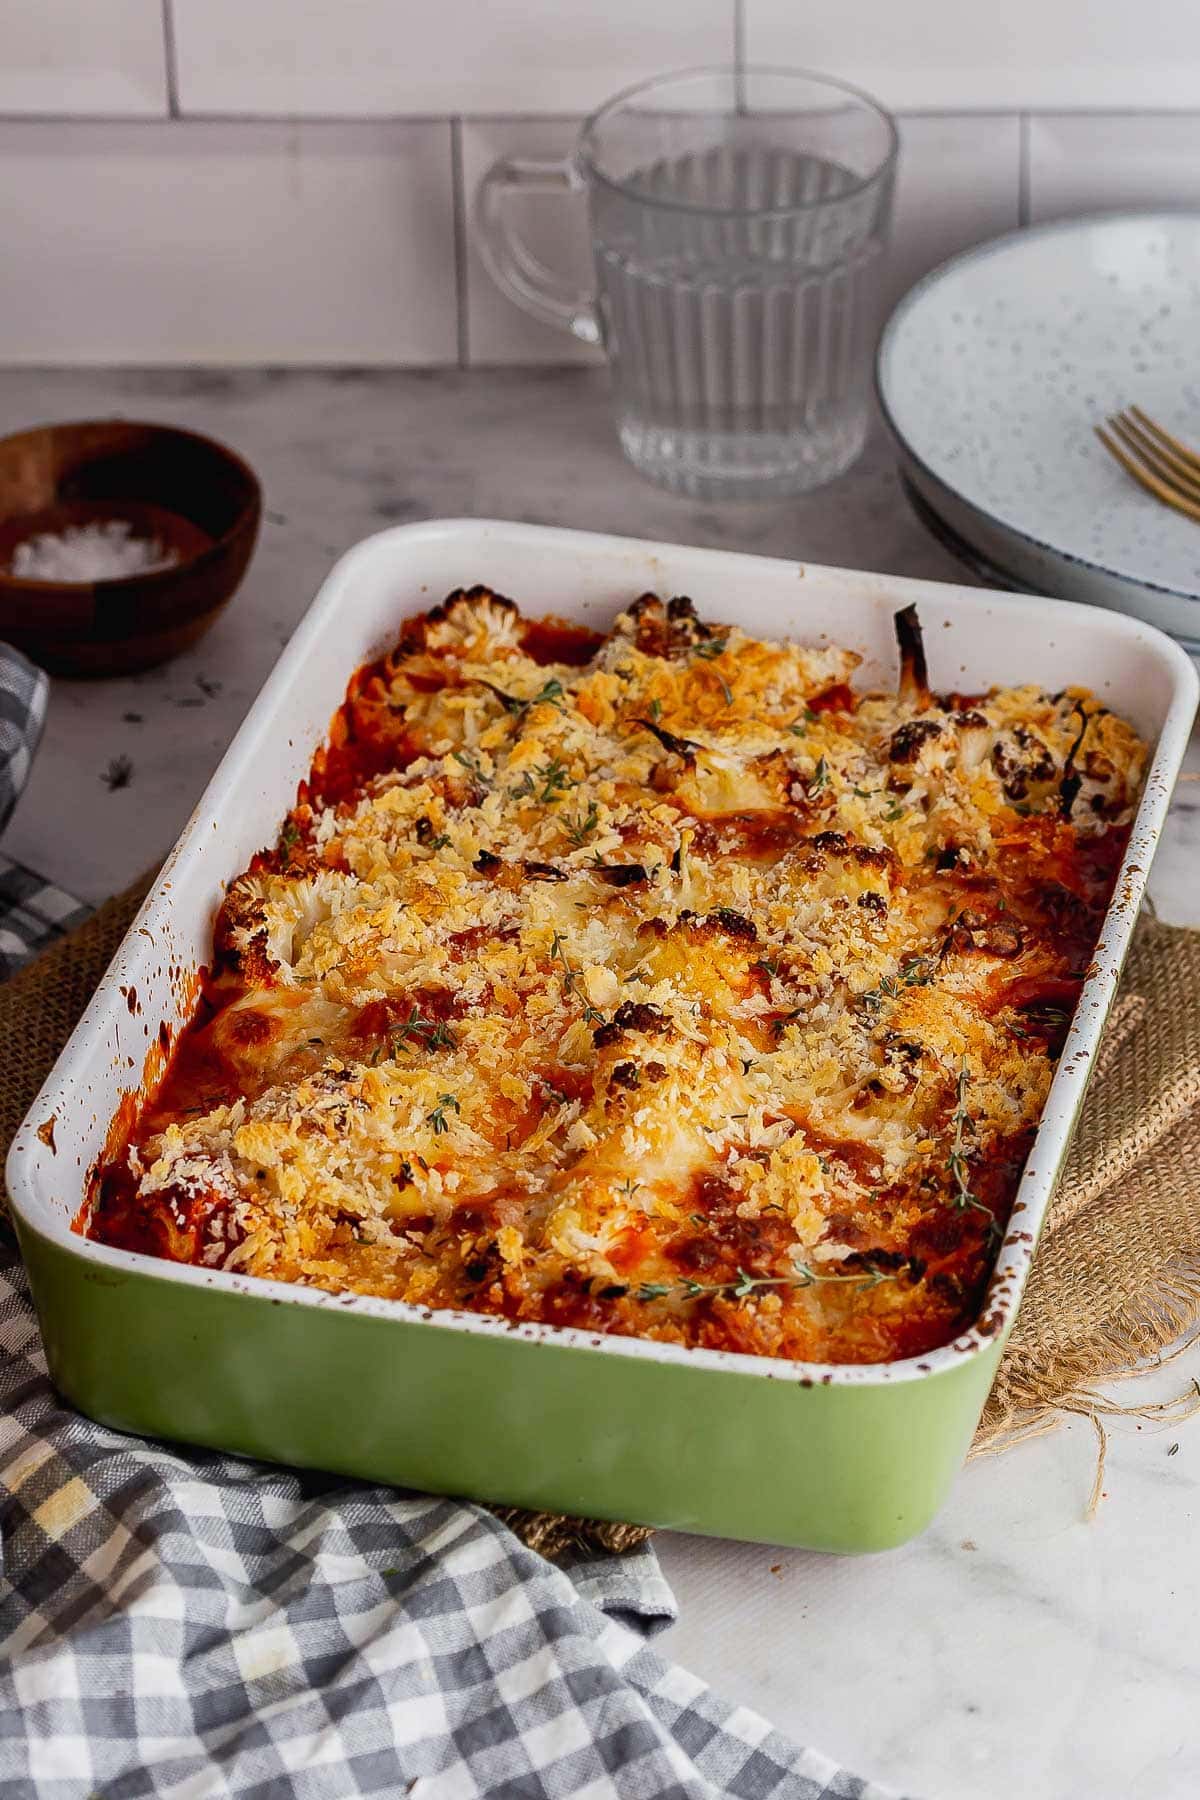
1095, 406, 1200, 522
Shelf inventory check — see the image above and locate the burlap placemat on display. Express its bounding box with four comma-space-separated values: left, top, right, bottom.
3, 875, 1199, 1553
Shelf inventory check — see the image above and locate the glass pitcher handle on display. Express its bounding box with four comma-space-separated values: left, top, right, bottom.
475, 156, 601, 345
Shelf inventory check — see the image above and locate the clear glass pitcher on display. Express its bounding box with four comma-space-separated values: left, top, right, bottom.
477, 66, 898, 501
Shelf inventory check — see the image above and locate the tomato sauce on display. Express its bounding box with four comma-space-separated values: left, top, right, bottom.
520, 618, 605, 667
84, 589, 1141, 1367
809, 681, 856, 715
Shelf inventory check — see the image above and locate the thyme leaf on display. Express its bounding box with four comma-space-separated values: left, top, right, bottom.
524, 677, 565, 711
392, 1006, 457, 1053
692, 640, 732, 702
513, 756, 576, 805
451, 749, 489, 787
479, 675, 566, 715
635, 1260, 897, 1304
426, 1093, 461, 1134
549, 932, 605, 1025
947, 1063, 1001, 1245
564, 802, 599, 847
859, 952, 937, 1016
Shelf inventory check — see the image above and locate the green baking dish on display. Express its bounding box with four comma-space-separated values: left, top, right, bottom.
8, 520, 1196, 1550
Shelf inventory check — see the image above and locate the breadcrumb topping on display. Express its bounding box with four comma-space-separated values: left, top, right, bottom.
89, 586, 1144, 1363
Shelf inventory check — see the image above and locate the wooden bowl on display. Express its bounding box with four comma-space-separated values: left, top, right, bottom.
0, 419, 262, 676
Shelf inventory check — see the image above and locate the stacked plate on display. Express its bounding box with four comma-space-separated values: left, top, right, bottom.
876, 212, 1200, 652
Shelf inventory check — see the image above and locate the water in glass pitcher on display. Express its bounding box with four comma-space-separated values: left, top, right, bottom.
591, 146, 890, 500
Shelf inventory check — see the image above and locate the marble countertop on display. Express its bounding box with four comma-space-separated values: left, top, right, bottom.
4, 366, 1197, 1800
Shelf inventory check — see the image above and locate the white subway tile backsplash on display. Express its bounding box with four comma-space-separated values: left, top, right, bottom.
170, 0, 734, 117
886, 115, 1020, 311
461, 119, 600, 367
745, 0, 1200, 109
0, 0, 167, 116
0, 122, 456, 364
1029, 114, 1200, 218
0, 2, 1193, 370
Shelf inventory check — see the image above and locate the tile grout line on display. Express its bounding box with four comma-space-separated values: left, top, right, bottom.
0, 106, 1194, 128
160, 0, 180, 118
0, 110, 466, 127
1018, 112, 1031, 226
450, 118, 470, 369
733, 0, 745, 70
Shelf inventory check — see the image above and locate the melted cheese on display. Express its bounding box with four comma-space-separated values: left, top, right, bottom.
89, 588, 1145, 1363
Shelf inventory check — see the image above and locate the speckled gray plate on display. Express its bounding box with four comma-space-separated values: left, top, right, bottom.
877, 212, 1200, 650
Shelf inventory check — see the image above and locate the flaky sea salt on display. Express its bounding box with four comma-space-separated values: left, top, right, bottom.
10, 520, 178, 583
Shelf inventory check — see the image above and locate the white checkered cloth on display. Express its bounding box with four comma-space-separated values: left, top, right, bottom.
0, 647, 58, 978
0, 857, 90, 978
0, 656, 904, 1798
0, 646, 47, 828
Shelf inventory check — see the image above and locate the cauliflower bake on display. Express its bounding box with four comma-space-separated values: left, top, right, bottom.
89, 587, 1145, 1363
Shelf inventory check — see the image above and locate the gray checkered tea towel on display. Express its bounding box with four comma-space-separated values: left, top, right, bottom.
0, 647, 47, 832
0, 856, 90, 978
0, 641, 60, 977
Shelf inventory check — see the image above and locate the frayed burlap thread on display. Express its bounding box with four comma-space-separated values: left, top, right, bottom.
3, 881, 1200, 1551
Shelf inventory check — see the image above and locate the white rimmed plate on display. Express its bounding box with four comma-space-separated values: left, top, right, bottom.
877, 211, 1200, 650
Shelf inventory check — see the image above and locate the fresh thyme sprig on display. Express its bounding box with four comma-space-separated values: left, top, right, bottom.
947, 1064, 1001, 1245
564, 802, 599, 847
391, 1006, 457, 1053
635, 1260, 896, 1303
426, 1093, 461, 1134
947, 1064, 974, 1206
549, 932, 605, 1025
806, 756, 830, 799
480, 676, 566, 716
691, 639, 733, 703
279, 819, 300, 854
518, 677, 565, 712
859, 952, 937, 1016
512, 756, 576, 804
537, 756, 575, 802
451, 749, 489, 787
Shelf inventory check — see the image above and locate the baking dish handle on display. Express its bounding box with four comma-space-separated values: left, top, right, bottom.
475, 156, 601, 345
